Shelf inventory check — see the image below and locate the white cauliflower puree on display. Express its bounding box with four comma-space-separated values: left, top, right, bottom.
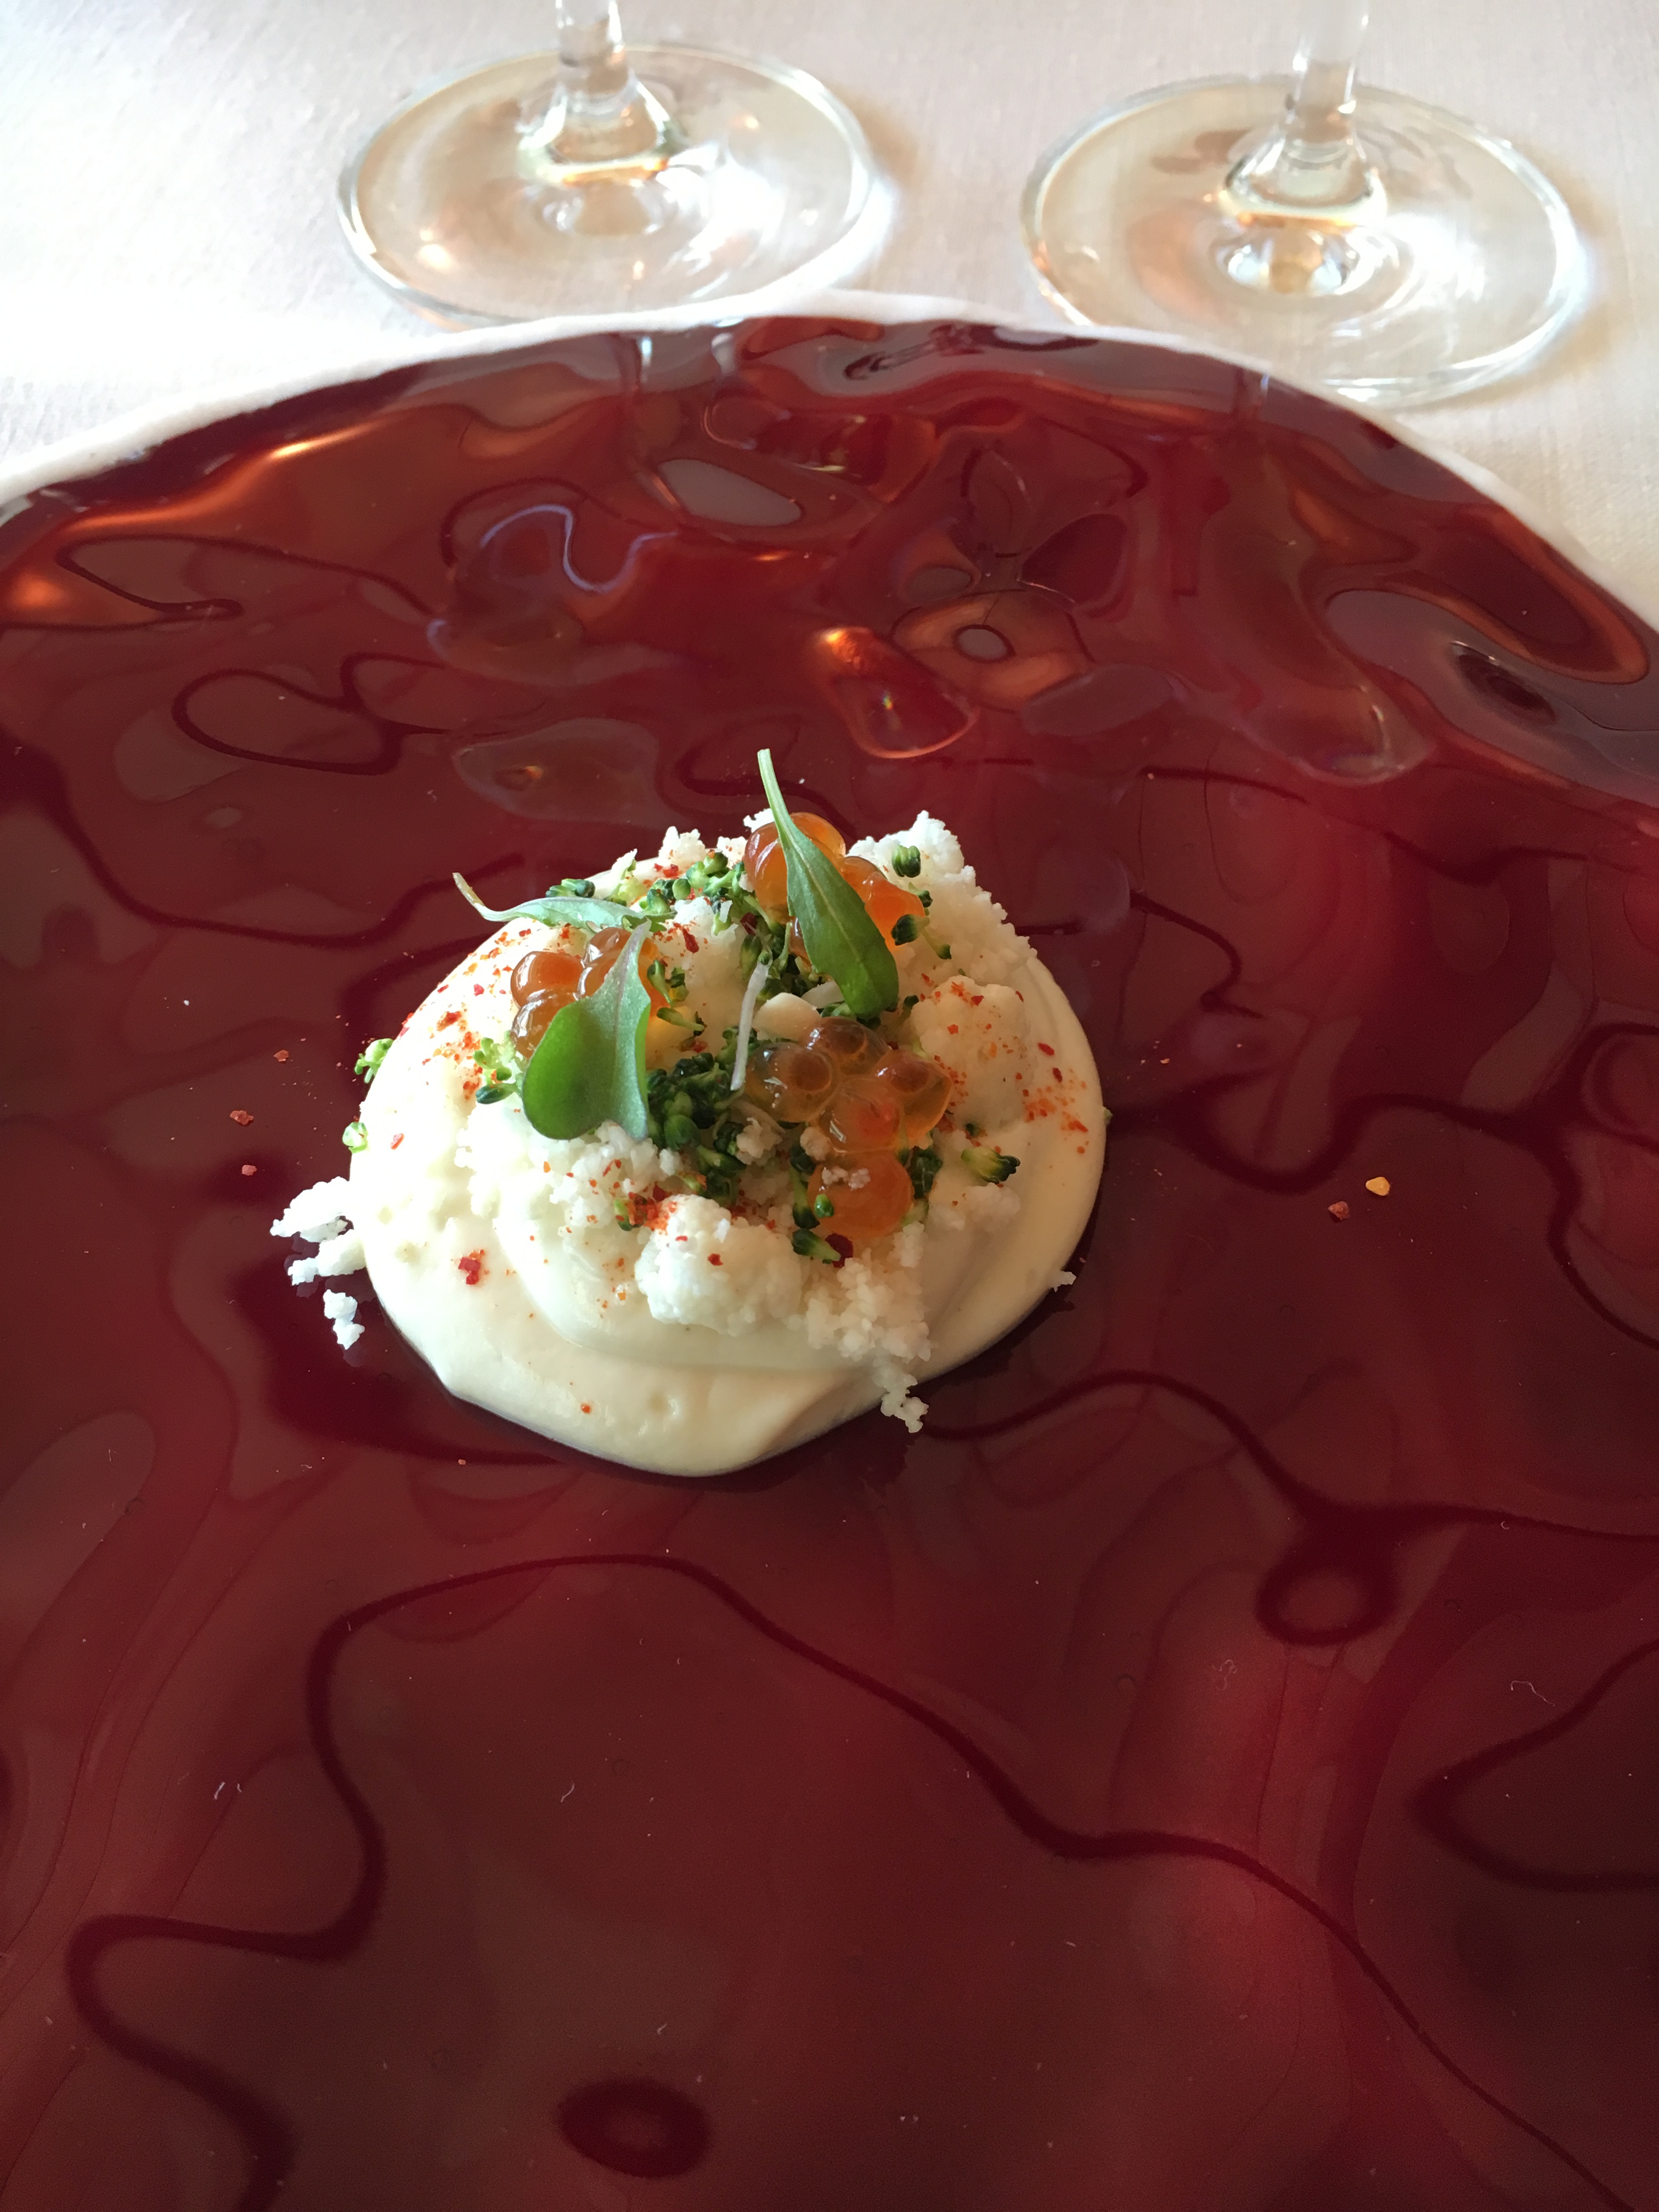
273, 812, 1104, 1476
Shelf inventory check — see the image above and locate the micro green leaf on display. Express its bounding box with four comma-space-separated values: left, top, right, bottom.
755, 750, 898, 1020
454, 872, 630, 936
521, 923, 653, 1141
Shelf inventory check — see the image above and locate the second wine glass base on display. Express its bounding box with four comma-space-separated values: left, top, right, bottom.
341, 45, 883, 325
1023, 78, 1588, 406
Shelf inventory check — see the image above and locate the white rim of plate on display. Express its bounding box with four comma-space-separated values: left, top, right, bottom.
2, 287, 1653, 638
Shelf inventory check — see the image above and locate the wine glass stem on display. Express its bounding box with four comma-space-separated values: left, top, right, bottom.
520, 0, 679, 174
1228, 0, 1376, 217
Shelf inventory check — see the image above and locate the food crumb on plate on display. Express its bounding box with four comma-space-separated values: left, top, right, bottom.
321, 1290, 363, 1348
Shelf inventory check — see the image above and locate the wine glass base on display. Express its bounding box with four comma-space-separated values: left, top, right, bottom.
341, 45, 883, 324
1022, 78, 1588, 405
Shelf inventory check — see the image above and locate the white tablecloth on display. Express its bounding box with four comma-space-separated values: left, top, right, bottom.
8, 0, 1658, 613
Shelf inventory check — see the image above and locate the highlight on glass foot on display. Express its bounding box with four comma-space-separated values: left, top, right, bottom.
340, 0, 886, 323
1020, 0, 1587, 405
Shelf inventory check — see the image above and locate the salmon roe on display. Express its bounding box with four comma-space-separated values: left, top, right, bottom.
747, 809, 923, 950
509, 942, 584, 1054
807, 1153, 915, 1245
510, 944, 583, 1004
744, 813, 846, 918
509, 928, 666, 1058
511, 991, 564, 1054
867, 1048, 951, 1142
575, 926, 668, 1014
743, 1017, 957, 1249
804, 1016, 886, 1078
745, 1042, 836, 1122
836, 856, 927, 947
821, 1076, 904, 1154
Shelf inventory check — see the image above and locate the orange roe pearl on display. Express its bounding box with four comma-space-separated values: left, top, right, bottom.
510, 943, 582, 1005
745, 1042, 836, 1122
575, 928, 668, 1013
821, 1075, 904, 1154
804, 1017, 886, 1079
511, 990, 571, 1056
807, 1152, 915, 1247
743, 812, 847, 917
580, 925, 634, 970
837, 855, 927, 946
868, 1048, 951, 1141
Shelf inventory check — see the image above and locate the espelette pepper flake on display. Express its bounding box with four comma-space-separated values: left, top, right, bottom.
1328, 1200, 1351, 1221
229, 1108, 254, 1126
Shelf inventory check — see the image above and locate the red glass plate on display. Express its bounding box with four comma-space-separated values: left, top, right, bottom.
3, 315, 1659, 2209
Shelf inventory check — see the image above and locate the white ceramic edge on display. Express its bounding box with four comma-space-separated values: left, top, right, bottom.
2, 286, 1654, 638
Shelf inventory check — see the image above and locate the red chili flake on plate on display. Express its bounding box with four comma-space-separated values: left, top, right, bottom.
229, 1108, 253, 1126
708, 1252, 723, 1266
436, 1008, 461, 1029
273, 1049, 290, 1063
457, 1250, 486, 1285
472, 983, 484, 995
1037, 1041, 1056, 1057
240, 1163, 257, 1177
1328, 1200, 1350, 1221
580, 1403, 592, 1415
390, 1132, 404, 1150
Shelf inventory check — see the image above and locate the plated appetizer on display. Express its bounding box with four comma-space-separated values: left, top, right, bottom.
273, 755, 1105, 1474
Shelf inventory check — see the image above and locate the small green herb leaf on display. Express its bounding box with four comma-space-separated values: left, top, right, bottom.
454, 872, 629, 936
755, 750, 898, 1020
521, 923, 653, 1141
